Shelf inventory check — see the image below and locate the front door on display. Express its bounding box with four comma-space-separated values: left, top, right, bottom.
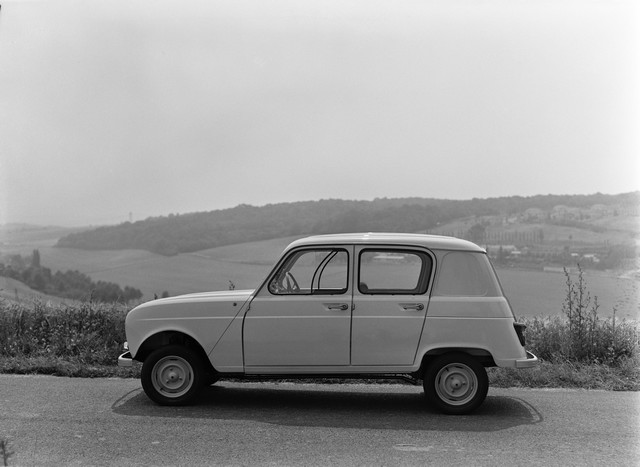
243, 246, 352, 368
351, 247, 433, 365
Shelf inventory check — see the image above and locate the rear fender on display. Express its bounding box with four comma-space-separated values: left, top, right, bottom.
418, 347, 496, 377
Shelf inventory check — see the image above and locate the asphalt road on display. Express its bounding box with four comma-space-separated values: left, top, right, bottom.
1, 375, 638, 466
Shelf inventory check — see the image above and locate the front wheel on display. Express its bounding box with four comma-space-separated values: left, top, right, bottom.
423, 352, 488, 415
141, 345, 204, 406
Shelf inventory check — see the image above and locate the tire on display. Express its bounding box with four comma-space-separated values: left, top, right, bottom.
141, 345, 204, 406
423, 352, 488, 415
205, 372, 220, 386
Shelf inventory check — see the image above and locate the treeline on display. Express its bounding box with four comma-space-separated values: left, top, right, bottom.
0, 250, 142, 303
56, 193, 639, 256
56, 200, 464, 255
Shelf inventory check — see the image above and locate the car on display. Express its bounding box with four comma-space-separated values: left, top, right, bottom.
118, 232, 538, 414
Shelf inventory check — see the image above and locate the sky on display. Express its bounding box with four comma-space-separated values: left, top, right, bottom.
0, 0, 639, 227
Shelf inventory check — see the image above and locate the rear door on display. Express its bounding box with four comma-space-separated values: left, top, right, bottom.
351, 247, 433, 365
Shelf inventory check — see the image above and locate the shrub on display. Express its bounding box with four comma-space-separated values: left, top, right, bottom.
522, 315, 638, 365
0, 299, 128, 366
519, 266, 639, 366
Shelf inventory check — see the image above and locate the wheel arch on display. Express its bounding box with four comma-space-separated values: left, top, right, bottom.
135, 330, 217, 376
418, 347, 496, 377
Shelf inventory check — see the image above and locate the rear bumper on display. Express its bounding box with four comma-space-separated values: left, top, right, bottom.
118, 351, 133, 367
515, 351, 538, 368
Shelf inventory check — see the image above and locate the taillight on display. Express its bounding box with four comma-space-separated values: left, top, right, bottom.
513, 323, 526, 346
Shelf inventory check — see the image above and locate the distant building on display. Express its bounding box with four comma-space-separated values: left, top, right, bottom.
590, 204, 610, 217
523, 208, 545, 222
582, 254, 600, 264
551, 205, 580, 221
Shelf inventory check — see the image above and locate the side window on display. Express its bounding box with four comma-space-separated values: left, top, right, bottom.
433, 252, 501, 297
269, 249, 348, 295
358, 250, 431, 295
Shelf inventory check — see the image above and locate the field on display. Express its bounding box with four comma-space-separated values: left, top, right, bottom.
0, 276, 68, 305
498, 267, 638, 320
1, 227, 295, 300
1, 226, 638, 320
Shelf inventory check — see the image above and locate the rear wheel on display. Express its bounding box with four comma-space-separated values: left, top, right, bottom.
423, 352, 488, 415
205, 372, 220, 386
141, 345, 204, 405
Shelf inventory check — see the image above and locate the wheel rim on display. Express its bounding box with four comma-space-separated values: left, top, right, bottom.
434, 362, 478, 406
151, 356, 194, 398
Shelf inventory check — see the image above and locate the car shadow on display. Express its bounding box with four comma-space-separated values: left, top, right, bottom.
112, 382, 543, 432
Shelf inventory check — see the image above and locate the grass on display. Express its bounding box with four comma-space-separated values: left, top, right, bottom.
0, 356, 139, 378
0, 300, 128, 367
2, 356, 638, 391
489, 358, 640, 391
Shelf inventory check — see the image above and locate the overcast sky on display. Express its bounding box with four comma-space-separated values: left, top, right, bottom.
1, 0, 638, 227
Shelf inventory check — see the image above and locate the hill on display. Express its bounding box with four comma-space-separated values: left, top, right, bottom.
2, 237, 293, 302
0, 276, 70, 305
2, 219, 638, 318
0, 224, 86, 255
55, 193, 640, 256
3, 193, 638, 315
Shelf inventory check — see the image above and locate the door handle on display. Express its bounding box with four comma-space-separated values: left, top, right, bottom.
401, 303, 424, 311
326, 303, 349, 311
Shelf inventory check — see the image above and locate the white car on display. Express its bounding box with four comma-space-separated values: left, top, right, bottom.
119, 233, 537, 414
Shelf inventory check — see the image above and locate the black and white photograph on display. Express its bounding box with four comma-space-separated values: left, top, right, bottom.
0, 0, 638, 465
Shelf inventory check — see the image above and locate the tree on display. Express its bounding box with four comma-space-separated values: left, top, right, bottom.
31, 249, 41, 268
467, 223, 486, 244
9, 255, 25, 270
124, 286, 144, 302
497, 246, 507, 264
33, 272, 46, 290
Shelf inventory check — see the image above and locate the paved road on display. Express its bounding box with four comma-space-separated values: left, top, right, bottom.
1, 375, 638, 466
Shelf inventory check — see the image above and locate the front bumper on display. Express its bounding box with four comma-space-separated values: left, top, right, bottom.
118, 351, 133, 367
515, 351, 538, 368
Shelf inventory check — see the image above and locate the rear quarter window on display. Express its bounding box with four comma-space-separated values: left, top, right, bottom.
433, 251, 501, 297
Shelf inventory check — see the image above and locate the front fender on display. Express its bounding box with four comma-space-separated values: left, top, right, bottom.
124, 291, 252, 359
130, 325, 209, 360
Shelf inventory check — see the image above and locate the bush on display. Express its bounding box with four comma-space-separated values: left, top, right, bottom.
523, 315, 638, 365
0, 299, 128, 366
520, 266, 639, 366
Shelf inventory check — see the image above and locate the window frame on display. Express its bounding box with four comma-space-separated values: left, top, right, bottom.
267, 247, 350, 296
357, 248, 432, 295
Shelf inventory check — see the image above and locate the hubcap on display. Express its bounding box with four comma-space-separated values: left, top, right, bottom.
152, 356, 194, 398
434, 363, 478, 406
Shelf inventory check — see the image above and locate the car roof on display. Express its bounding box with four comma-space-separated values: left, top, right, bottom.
285, 233, 485, 252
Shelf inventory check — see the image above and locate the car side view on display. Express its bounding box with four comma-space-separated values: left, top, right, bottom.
118, 233, 538, 414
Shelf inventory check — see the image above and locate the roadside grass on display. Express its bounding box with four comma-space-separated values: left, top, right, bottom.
488, 357, 640, 391
0, 355, 139, 378
2, 356, 638, 391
